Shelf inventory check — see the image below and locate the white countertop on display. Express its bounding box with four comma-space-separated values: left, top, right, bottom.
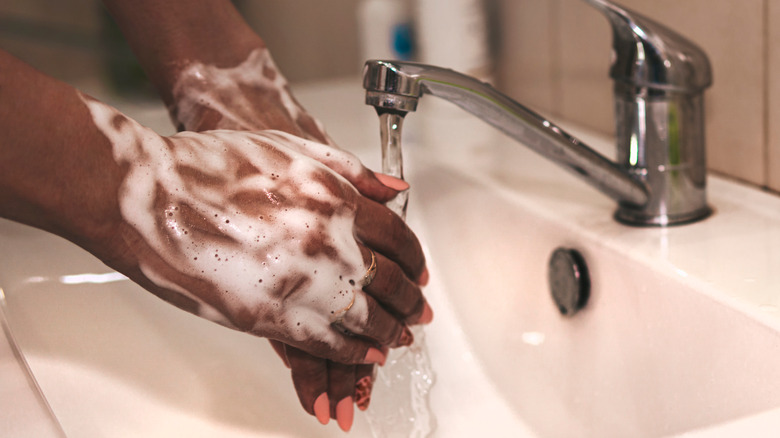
2, 76, 780, 437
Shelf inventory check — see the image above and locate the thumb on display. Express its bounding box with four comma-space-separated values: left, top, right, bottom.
351, 171, 409, 204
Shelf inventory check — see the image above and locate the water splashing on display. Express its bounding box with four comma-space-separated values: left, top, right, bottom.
366, 110, 436, 437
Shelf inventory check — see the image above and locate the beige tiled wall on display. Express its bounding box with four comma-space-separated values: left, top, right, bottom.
0, 0, 101, 34
8, 0, 780, 193
498, 0, 775, 190
0, 0, 362, 85
239, 0, 363, 83
494, 1, 560, 116
770, 1, 780, 190
0, 0, 104, 84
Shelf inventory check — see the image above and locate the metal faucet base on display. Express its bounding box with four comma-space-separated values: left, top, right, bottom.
614, 205, 712, 227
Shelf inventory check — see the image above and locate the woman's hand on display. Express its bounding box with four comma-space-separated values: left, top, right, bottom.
3, 0, 435, 427
168, 48, 328, 139
0, 43, 430, 429
160, 44, 435, 429
98, 0, 433, 426
269, 340, 379, 431
83, 96, 428, 365
166, 45, 399, 201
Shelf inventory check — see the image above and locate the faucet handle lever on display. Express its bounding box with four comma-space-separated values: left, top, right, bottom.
584, 0, 712, 93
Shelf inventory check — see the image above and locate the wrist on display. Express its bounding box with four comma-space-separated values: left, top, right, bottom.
164, 46, 334, 145
167, 47, 283, 132
0, 51, 124, 256
153, 33, 266, 107
102, 0, 264, 106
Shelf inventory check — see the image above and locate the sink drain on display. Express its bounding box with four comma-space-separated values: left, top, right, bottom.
548, 248, 590, 316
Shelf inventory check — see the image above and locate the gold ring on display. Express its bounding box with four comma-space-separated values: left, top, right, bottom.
332, 290, 357, 326
332, 250, 376, 327
362, 249, 377, 287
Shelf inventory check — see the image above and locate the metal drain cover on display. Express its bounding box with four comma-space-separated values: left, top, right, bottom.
548, 248, 590, 316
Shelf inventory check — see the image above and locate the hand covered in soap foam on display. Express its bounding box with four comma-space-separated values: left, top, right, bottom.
83, 97, 430, 370
168, 47, 331, 143
162, 45, 433, 430
2, 0, 429, 431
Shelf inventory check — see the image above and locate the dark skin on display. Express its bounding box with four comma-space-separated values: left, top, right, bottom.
1, 0, 431, 432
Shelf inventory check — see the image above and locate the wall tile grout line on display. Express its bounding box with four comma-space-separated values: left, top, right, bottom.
549, 0, 563, 119
763, 0, 771, 190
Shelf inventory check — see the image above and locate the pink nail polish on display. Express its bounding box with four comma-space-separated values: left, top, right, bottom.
364, 347, 387, 365
398, 326, 414, 346
336, 397, 354, 432
313, 393, 330, 425
375, 173, 410, 191
355, 376, 374, 411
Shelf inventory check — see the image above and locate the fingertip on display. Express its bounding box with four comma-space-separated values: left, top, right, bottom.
375, 172, 410, 191
363, 347, 387, 366
313, 393, 330, 425
336, 397, 354, 432
355, 376, 374, 411
398, 326, 414, 347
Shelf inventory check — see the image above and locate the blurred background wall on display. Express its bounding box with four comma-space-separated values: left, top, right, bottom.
3, 0, 780, 193
496, 0, 780, 192
0, 0, 104, 84
237, 0, 363, 82
0, 0, 367, 84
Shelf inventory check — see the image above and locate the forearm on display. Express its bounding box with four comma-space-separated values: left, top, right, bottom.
101, 0, 263, 105
0, 49, 122, 254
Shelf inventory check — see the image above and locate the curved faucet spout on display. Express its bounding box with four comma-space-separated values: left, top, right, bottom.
363, 60, 650, 209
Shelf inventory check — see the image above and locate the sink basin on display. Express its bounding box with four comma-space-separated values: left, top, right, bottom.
414, 163, 780, 437
2, 79, 780, 437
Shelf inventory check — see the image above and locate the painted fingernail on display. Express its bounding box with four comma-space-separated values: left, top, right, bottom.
418, 301, 434, 324
417, 267, 430, 286
313, 393, 330, 425
364, 347, 387, 365
375, 173, 410, 191
336, 397, 354, 432
398, 326, 414, 347
355, 376, 374, 411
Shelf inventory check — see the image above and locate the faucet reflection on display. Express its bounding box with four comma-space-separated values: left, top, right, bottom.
362, 0, 712, 226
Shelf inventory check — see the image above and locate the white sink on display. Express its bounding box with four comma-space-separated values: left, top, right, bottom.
2, 79, 780, 437
414, 163, 780, 437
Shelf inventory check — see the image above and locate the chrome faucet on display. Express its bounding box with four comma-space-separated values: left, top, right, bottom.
362, 0, 712, 226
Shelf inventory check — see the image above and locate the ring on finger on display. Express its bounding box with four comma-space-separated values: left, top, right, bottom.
332, 289, 357, 326
362, 249, 377, 287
